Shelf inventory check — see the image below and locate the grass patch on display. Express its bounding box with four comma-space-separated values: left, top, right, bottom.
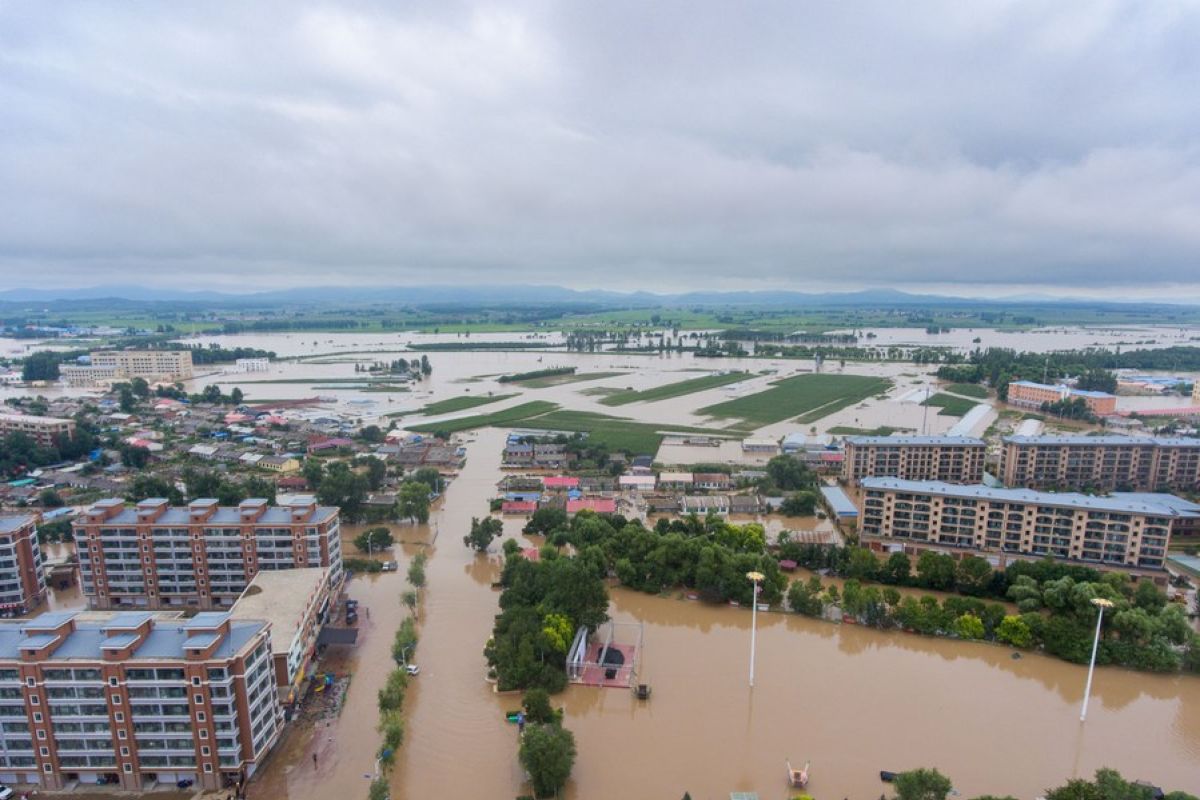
518, 371, 627, 388
406, 401, 559, 434
698, 374, 891, 427
827, 426, 910, 436
598, 371, 749, 406
578, 386, 625, 397
945, 383, 989, 398
923, 393, 979, 417
414, 394, 518, 416
520, 410, 733, 454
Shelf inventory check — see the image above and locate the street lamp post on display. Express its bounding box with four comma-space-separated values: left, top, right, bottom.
746, 571, 764, 688
1079, 597, 1114, 722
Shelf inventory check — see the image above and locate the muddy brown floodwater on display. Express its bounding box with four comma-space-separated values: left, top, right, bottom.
251, 427, 1200, 800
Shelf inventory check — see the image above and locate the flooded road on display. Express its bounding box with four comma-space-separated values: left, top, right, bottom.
248, 427, 1200, 800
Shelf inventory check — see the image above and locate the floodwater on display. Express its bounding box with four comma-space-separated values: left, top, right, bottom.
247, 427, 1200, 800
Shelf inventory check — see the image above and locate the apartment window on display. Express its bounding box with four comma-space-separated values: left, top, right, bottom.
39, 747, 48, 756
43, 764, 51, 774
109, 677, 119, 687
199, 729, 208, 739
197, 712, 206, 722
29, 695, 38, 706
118, 729, 127, 740
204, 763, 213, 773
112, 694, 122, 704
25, 678, 34, 687
32, 713, 42, 723
192, 677, 201, 686
115, 712, 124, 723
36, 730, 45, 740
202, 746, 210, 756
123, 763, 133, 773
120, 746, 130, 757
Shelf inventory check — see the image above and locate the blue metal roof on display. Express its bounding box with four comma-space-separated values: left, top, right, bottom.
820, 486, 859, 517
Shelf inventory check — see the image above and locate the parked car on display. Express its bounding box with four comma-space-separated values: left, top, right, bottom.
381, 560, 398, 572
405, 664, 420, 676
0, 784, 13, 800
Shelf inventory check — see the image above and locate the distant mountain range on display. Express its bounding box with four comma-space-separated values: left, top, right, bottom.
0, 284, 1197, 309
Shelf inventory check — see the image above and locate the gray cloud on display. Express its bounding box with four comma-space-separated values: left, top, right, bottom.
1, 0, 1198, 294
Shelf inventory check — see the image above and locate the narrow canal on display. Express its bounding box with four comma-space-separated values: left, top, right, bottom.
256, 428, 1200, 799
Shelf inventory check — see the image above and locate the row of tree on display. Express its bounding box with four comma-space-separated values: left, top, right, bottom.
867, 766, 1196, 800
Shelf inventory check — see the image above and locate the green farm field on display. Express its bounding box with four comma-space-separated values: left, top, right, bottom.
697, 373, 892, 427
598, 371, 749, 406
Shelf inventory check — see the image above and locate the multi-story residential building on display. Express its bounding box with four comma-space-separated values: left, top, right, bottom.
0, 413, 76, 447
0, 610, 280, 791
74, 497, 342, 610
999, 435, 1200, 492
61, 351, 194, 387
231, 568, 331, 701
1007, 380, 1117, 416
858, 478, 1200, 576
842, 436, 986, 485
0, 516, 48, 614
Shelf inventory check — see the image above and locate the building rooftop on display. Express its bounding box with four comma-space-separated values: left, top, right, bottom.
0, 611, 267, 661
845, 435, 985, 446
0, 515, 36, 535
0, 412, 73, 425
859, 478, 1200, 517
819, 485, 858, 516
231, 568, 328, 654
1002, 435, 1199, 446
82, 499, 338, 526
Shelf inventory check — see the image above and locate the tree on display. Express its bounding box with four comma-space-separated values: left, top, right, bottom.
779, 491, 818, 517
38, 488, 64, 508
119, 443, 150, 469
368, 776, 390, 800
354, 527, 395, 554
894, 767, 953, 800
230, 387, 244, 405
407, 552, 427, 588
410, 467, 443, 495
522, 687, 557, 724
126, 475, 183, 504
402, 590, 418, 615
129, 377, 150, 399
463, 516, 504, 552
915, 551, 956, 591
524, 507, 568, 536
880, 551, 912, 585
518, 723, 576, 798
118, 385, 137, 413
361, 455, 387, 490
420, 355, 432, 376
765, 455, 813, 491
360, 425, 385, 444
21, 351, 60, 382
398, 481, 431, 524
954, 556, 993, 596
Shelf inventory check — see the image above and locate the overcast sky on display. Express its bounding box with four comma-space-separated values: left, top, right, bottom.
1, 1, 1198, 296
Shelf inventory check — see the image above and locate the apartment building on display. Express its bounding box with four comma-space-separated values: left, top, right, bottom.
999, 435, 1200, 492
858, 478, 1200, 575
842, 436, 987, 485
0, 609, 280, 791
61, 351, 194, 387
0, 413, 76, 448
0, 516, 48, 614
74, 497, 342, 611
231, 568, 331, 700
1007, 380, 1117, 416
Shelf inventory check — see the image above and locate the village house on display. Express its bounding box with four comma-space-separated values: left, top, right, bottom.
693, 472, 732, 491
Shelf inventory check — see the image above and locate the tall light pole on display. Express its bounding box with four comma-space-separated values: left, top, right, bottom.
746, 571, 764, 688
1079, 597, 1114, 722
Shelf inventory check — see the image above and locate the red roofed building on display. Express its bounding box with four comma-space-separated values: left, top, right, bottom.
502, 500, 538, 515
542, 476, 580, 490
567, 497, 617, 515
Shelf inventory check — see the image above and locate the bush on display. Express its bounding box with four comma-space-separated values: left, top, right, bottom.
378, 669, 408, 712
378, 711, 404, 761
344, 557, 383, 573
522, 688, 558, 725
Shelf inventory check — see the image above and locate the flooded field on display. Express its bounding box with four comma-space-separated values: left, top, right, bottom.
246, 428, 1200, 800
